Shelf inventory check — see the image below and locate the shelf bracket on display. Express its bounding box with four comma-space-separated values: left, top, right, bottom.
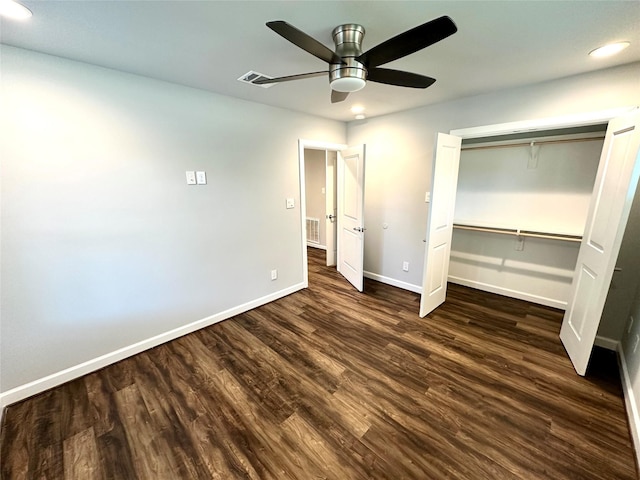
528, 141, 540, 169
515, 229, 525, 251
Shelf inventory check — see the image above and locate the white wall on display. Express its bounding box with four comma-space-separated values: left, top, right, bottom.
347, 62, 640, 296
455, 139, 603, 235
304, 149, 326, 247
0, 46, 346, 399
449, 231, 579, 309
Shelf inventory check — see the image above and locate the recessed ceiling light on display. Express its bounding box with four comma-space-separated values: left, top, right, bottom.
355, 114, 366, 120
351, 105, 365, 114
0, 0, 32, 20
589, 42, 630, 58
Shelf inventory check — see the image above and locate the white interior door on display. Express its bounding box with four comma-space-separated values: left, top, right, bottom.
325, 150, 337, 266
420, 133, 462, 317
337, 145, 366, 291
560, 110, 640, 375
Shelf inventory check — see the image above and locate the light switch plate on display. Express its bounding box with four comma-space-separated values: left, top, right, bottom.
196, 171, 207, 185
186, 171, 196, 185
286, 198, 295, 209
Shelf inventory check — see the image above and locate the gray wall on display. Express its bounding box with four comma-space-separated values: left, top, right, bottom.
0, 46, 345, 393
347, 62, 640, 292
606, 185, 640, 340
2, 44, 639, 407
619, 198, 640, 454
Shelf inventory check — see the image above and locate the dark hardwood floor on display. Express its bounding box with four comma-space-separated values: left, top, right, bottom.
1, 247, 636, 479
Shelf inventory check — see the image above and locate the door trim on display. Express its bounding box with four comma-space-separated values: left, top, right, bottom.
298, 139, 347, 287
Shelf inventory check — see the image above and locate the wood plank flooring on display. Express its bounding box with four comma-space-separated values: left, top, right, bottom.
1, 247, 636, 479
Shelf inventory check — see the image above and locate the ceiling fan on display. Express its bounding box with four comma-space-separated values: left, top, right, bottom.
253, 16, 457, 103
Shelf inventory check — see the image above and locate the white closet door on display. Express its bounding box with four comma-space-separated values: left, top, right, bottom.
420, 133, 462, 317
560, 110, 640, 375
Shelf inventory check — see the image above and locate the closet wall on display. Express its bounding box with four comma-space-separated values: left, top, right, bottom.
449, 131, 605, 309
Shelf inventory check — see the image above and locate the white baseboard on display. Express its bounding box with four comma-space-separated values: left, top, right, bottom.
594, 336, 619, 351
617, 344, 640, 465
364, 271, 422, 294
447, 275, 567, 310
0, 282, 306, 414
307, 243, 326, 250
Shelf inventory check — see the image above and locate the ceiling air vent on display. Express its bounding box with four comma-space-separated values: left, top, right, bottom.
238, 71, 275, 88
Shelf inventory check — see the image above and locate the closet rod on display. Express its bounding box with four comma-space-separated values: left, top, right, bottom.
461, 135, 604, 152
453, 223, 582, 242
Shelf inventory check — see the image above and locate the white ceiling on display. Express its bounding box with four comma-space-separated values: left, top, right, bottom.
2, 1, 639, 122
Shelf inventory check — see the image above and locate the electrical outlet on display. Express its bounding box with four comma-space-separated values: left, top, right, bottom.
402, 261, 409, 272
633, 334, 639, 354
271, 269, 278, 281
515, 236, 524, 251
628, 315, 635, 334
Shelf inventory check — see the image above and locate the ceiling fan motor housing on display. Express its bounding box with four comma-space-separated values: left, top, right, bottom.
330, 24, 367, 91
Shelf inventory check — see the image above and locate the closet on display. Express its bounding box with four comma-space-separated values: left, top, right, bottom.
448, 125, 607, 309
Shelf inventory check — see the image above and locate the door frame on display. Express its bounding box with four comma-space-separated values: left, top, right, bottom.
298, 139, 347, 287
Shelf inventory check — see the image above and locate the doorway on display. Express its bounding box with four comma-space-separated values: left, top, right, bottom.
298, 140, 367, 291
303, 148, 337, 269
298, 140, 345, 287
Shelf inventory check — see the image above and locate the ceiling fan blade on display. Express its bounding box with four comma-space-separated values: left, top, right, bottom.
331, 90, 349, 103
267, 21, 344, 65
367, 68, 436, 88
252, 71, 327, 85
357, 16, 457, 68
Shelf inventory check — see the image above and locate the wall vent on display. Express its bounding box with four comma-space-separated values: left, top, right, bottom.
238, 71, 275, 88
306, 218, 320, 244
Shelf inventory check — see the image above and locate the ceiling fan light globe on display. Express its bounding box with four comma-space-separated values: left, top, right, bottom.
330, 77, 366, 93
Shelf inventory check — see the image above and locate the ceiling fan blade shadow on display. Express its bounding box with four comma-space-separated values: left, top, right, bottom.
267, 21, 344, 65
358, 16, 457, 68
367, 68, 436, 88
331, 90, 349, 103
253, 71, 327, 85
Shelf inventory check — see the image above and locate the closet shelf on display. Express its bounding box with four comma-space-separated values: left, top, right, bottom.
461, 134, 605, 151
453, 223, 582, 242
